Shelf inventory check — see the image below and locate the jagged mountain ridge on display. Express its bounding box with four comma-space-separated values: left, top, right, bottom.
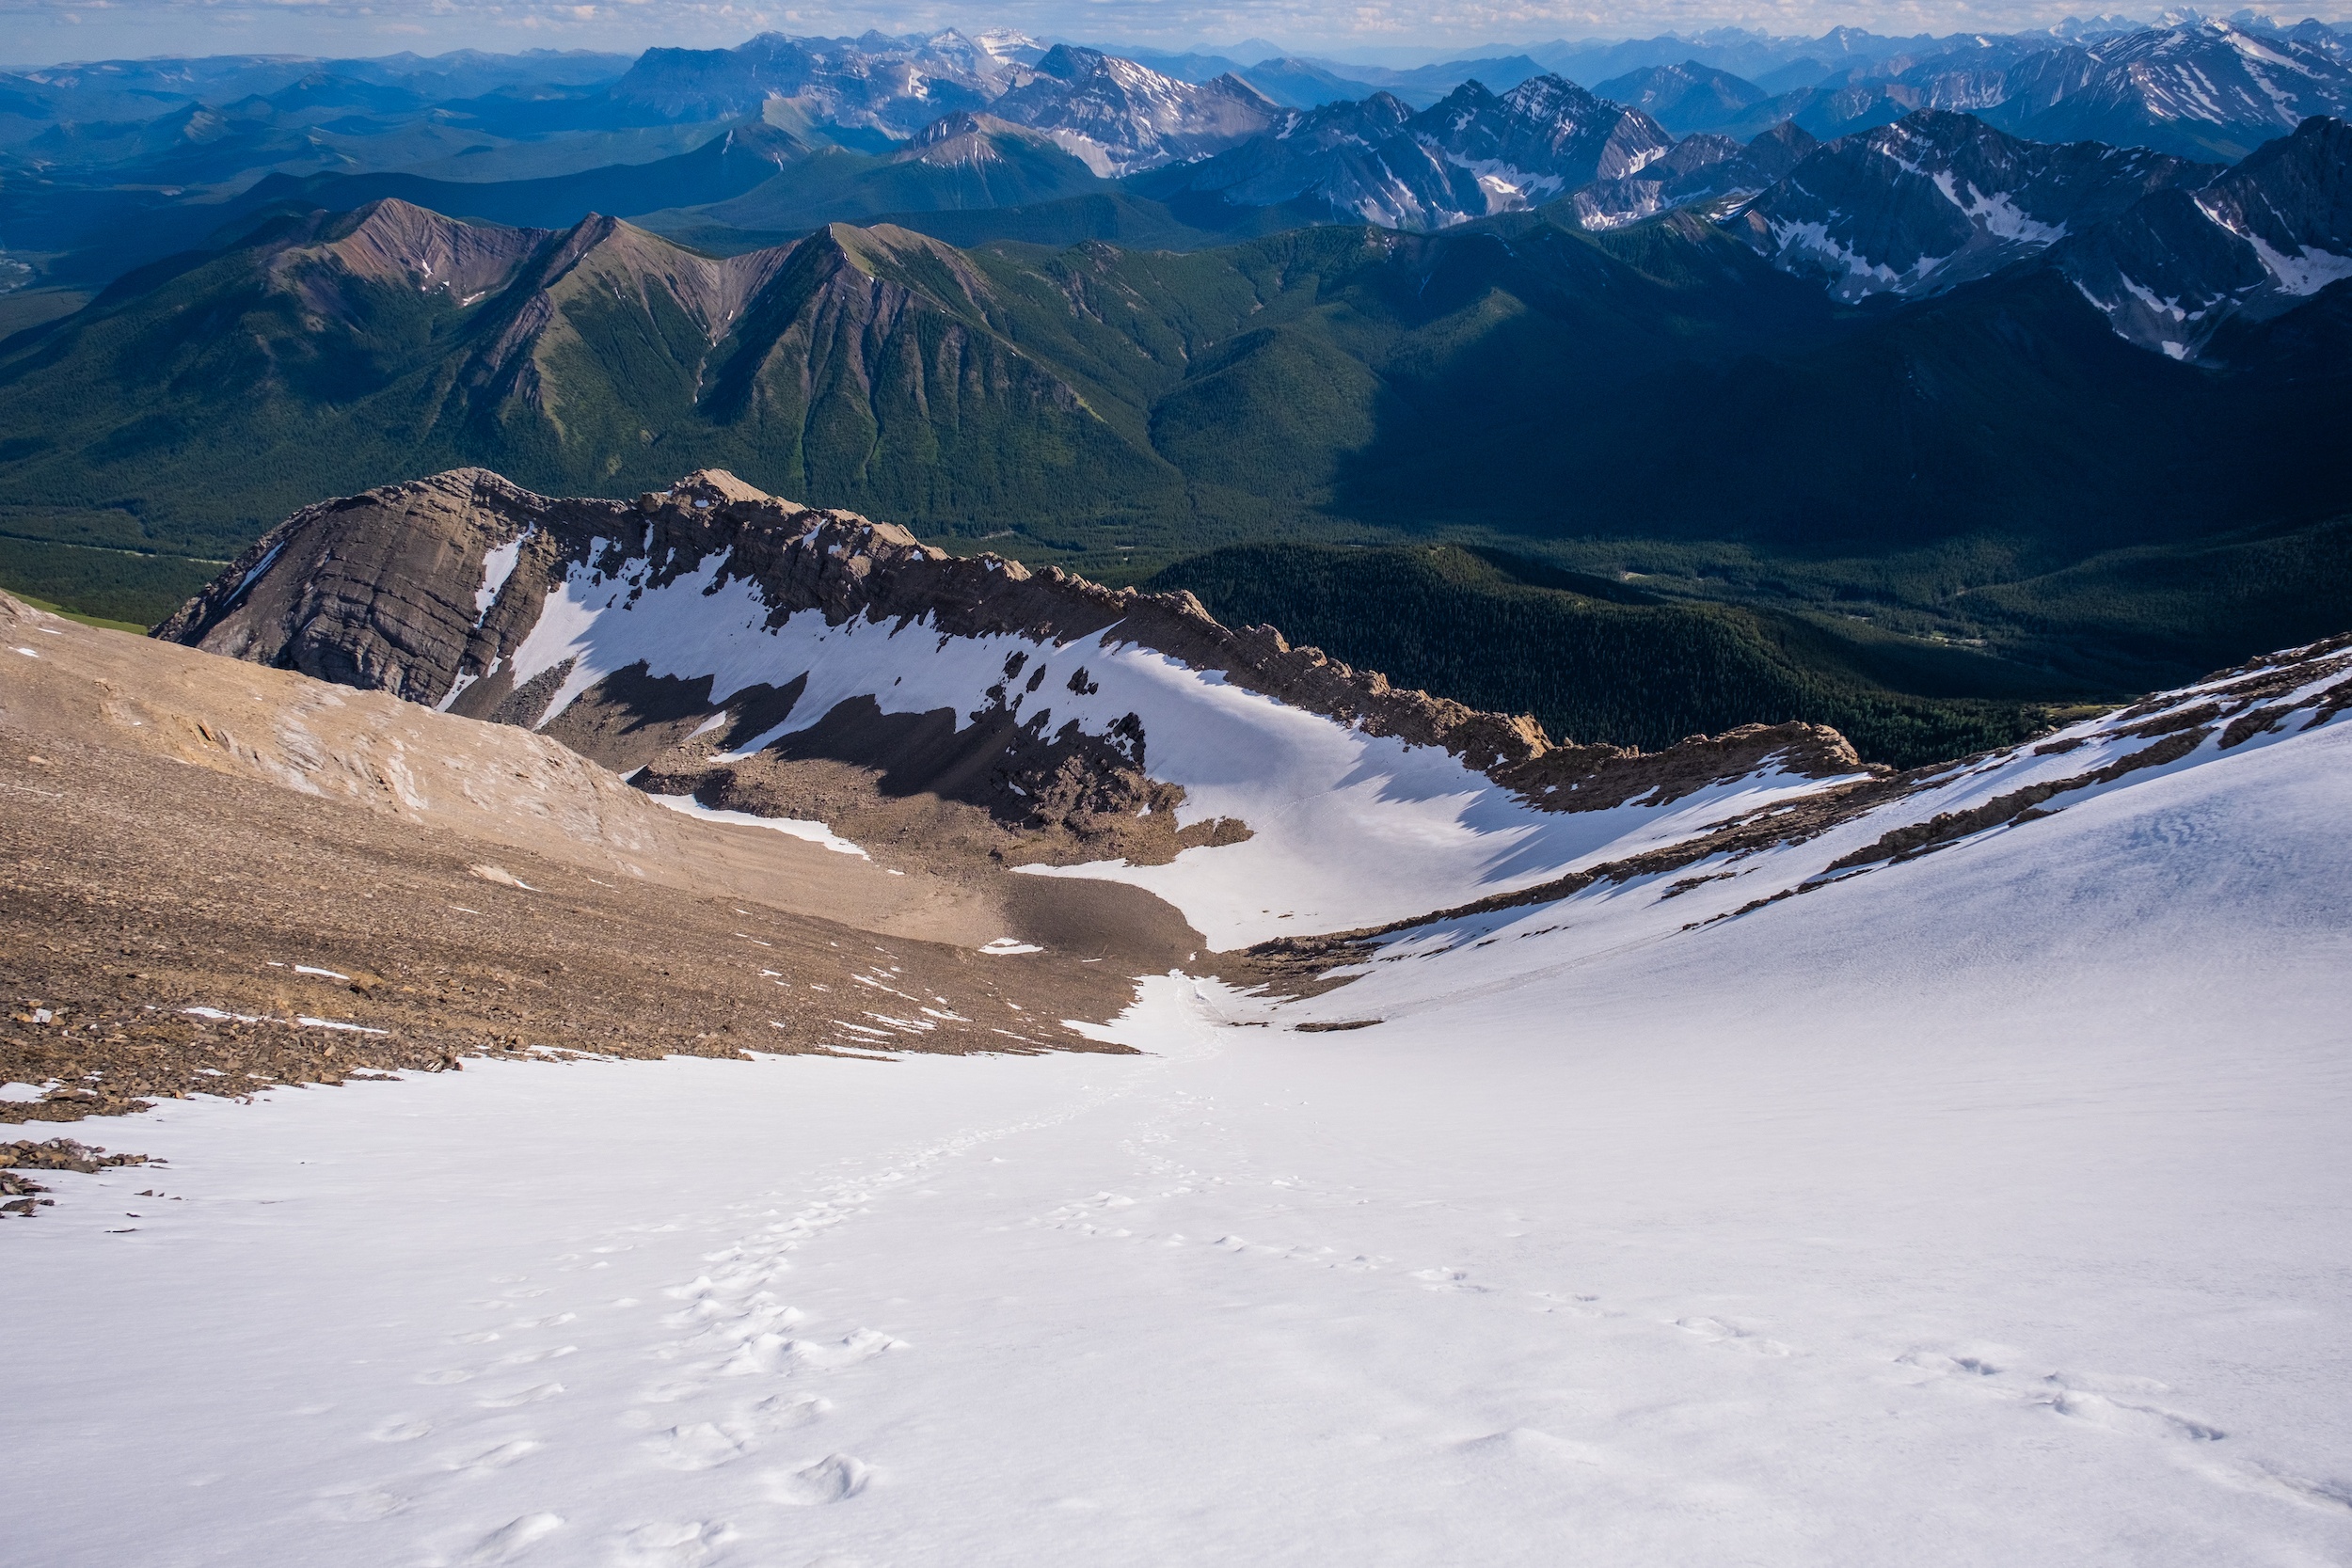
591, 29, 1021, 135
1575, 22, 2352, 159
76, 196, 1171, 521
1722, 108, 2352, 356
4, 195, 1841, 553
156, 464, 1867, 933
12, 22, 2346, 307
2051, 115, 2352, 356
985, 45, 1284, 176
1134, 73, 1672, 230
236, 119, 810, 232
1967, 21, 2352, 159
1593, 60, 1776, 135
161, 465, 1856, 805
1567, 121, 1818, 230
571, 34, 1282, 174
0, 30, 1278, 295
1734, 109, 2219, 300
6, 180, 2350, 662
666, 114, 1110, 233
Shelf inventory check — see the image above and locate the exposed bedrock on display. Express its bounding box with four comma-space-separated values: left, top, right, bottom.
160, 467, 1870, 839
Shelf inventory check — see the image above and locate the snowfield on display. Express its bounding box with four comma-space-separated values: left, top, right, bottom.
10, 641, 2352, 1563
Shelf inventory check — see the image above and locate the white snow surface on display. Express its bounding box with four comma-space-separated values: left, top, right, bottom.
1933, 169, 2068, 244
499, 546, 1847, 947
2247, 231, 2352, 294
230, 540, 287, 604
11, 687, 2352, 1565
645, 791, 868, 858
977, 937, 1044, 955
473, 533, 528, 622
1767, 216, 1930, 296
1019, 758, 1833, 949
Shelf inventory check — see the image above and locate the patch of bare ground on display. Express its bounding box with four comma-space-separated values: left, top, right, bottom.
0, 729, 1159, 1123
0, 594, 1250, 1132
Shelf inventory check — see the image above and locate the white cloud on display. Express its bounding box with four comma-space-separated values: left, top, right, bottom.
0, 0, 2332, 71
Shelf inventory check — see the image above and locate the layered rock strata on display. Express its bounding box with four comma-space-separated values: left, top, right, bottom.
160, 467, 1867, 847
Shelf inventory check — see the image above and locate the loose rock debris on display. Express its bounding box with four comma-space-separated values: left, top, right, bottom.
1, 1137, 156, 1217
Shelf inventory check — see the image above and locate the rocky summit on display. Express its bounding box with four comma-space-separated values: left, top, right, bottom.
162, 467, 1864, 875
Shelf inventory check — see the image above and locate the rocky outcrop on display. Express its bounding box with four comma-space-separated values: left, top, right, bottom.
1734, 108, 2216, 301
160, 467, 1870, 829
2050, 115, 2352, 358
986, 45, 1282, 174
1140, 72, 1672, 230
1567, 122, 1817, 230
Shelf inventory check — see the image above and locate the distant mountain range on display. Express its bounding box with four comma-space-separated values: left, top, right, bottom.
1588, 20, 2352, 159
1734, 111, 2218, 303
987, 45, 1283, 175
1727, 111, 2352, 360
2, 107, 2345, 689
1131, 75, 1673, 230
7, 18, 2351, 296
2, 23, 2348, 708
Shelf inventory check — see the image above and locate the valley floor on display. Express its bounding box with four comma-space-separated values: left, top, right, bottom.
10, 717, 2351, 1565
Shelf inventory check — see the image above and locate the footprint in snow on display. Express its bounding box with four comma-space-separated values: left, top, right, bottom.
2039, 1383, 2224, 1441
751, 1392, 834, 1427
446, 1439, 541, 1475
647, 1421, 760, 1472
765, 1453, 870, 1506
1893, 1348, 2009, 1383
612, 1518, 738, 1568
1673, 1316, 1794, 1355
475, 1381, 565, 1408
722, 1327, 904, 1377
2193, 1459, 2352, 1514
1411, 1267, 1493, 1293
668, 1297, 805, 1346
312, 1484, 409, 1522
468, 1512, 564, 1562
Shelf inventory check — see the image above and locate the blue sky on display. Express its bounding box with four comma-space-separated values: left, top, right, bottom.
0, 0, 2324, 70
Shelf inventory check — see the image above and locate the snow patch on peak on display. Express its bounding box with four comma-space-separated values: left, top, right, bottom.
1931, 169, 2068, 242
1769, 216, 1929, 294
474, 531, 530, 623
2246, 230, 2352, 293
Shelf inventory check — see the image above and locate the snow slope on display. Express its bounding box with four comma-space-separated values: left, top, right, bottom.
9, 644, 2351, 1565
